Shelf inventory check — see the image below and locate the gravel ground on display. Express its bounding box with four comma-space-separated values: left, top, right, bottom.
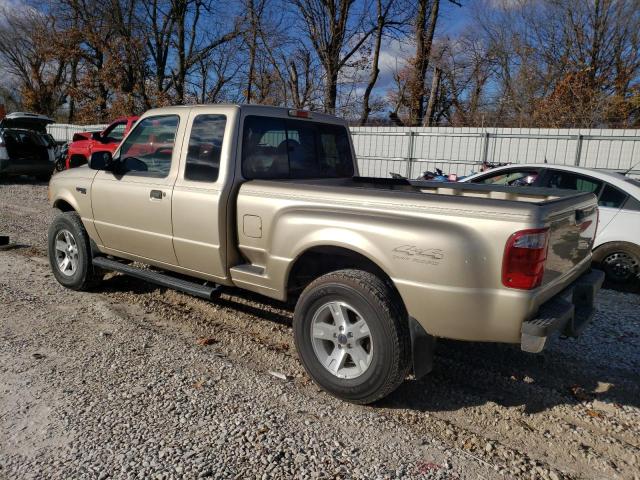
1, 177, 639, 480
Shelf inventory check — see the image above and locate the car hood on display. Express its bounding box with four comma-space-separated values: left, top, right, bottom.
0, 113, 54, 133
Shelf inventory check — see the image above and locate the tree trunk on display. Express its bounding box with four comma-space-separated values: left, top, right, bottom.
288, 60, 301, 108
359, 0, 384, 126
67, 58, 78, 123
408, 0, 439, 126
324, 66, 338, 114
245, 0, 257, 103
423, 66, 440, 126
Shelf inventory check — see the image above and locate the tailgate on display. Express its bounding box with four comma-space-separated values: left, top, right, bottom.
542, 199, 598, 285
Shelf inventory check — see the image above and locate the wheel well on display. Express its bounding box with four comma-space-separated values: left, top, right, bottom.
593, 241, 640, 261
54, 199, 75, 212
287, 246, 402, 304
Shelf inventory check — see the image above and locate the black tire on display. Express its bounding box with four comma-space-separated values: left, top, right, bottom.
48, 211, 101, 290
592, 242, 640, 285
293, 269, 410, 404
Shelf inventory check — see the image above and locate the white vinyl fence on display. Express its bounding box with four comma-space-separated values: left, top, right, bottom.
48, 123, 640, 178
350, 127, 640, 179
48, 123, 107, 143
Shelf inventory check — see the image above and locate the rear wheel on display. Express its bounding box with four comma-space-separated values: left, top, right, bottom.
48, 211, 101, 290
593, 242, 640, 285
293, 269, 410, 404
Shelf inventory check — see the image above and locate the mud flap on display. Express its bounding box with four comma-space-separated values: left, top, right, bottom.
408, 317, 436, 380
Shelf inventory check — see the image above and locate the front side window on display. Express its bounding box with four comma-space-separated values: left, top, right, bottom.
184, 114, 227, 182
241, 116, 354, 179
118, 115, 179, 177
103, 122, 127, 142
475, 169, 540, 187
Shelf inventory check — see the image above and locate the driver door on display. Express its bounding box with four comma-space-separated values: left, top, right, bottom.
91, 113, 187, 266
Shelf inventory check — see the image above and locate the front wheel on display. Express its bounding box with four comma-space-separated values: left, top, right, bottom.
293, 269, 410, 404
48, 211, 101, 290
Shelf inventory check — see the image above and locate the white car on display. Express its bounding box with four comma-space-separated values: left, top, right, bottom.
463, 164, 640, 285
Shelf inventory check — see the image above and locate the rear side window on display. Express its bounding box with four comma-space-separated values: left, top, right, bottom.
545, 171, 602, 194
598, 184, 627, 208
242, 116, 354, 179
184, 114, 226, 182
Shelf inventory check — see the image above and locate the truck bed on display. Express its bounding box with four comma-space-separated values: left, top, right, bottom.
261, 176, 596, 221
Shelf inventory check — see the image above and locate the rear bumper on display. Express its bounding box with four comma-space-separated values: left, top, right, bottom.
521, 269, 605, 353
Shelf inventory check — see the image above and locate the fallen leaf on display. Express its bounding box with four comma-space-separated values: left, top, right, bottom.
416, 461, 441, 474
193, 380, 205, 389
268, 371, 290, 381
196, 337, 218, 346
585, 409, 603, 418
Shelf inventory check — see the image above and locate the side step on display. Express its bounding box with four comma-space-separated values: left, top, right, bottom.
93, 256, 219, 300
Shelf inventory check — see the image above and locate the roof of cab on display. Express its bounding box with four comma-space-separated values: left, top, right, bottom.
140, 104, 346, 125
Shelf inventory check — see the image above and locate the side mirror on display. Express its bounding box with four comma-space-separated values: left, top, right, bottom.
89, 151, 113, 170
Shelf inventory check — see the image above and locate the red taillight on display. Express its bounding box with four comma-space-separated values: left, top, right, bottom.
502, 228, 549, 290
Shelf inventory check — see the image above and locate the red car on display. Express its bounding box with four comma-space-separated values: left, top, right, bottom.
65, 116, 139, 169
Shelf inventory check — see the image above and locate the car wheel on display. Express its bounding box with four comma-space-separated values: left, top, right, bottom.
593, 242, 640, 285
48, 211, 101, 290
293, 269, 410, 404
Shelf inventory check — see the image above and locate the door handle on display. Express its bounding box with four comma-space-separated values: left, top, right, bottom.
150, 189, 163, 200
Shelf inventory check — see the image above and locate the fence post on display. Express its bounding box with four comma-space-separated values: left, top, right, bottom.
405, 131, 415, 178
574, 134, 583, 166
481, 132, 490, 165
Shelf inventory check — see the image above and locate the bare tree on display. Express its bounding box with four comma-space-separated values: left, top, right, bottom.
0, 7, 68, 116
358, 0, 404, 125
407, 0, 461, 126
291, 0, 376, 113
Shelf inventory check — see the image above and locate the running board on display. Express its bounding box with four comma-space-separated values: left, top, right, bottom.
92, 256, 219, 300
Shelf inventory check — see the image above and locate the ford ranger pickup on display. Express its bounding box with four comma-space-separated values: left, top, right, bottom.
47, 105, 604, 404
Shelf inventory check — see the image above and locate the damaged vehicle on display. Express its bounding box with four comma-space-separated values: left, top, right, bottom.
47, 105, 605, 404
0, 112, 57, 181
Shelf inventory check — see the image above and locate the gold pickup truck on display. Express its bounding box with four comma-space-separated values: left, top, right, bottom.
47, 105, 604, 404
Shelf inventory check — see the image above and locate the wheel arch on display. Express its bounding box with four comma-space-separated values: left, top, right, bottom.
592, 240, 640, 261
53, 198, 76, 212
286, 244, 403, 309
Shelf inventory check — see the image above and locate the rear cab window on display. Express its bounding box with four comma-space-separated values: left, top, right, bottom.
241, 115, 354, 180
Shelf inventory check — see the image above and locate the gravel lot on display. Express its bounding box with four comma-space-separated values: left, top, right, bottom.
1, 177, 639, 480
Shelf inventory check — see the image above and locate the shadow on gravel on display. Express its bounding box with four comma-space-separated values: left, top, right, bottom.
96, 268, 639, 415
0, 176, 50, 186
602, 280, 640, 294
100, 274, 294, 328
379, 339, 640, 414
